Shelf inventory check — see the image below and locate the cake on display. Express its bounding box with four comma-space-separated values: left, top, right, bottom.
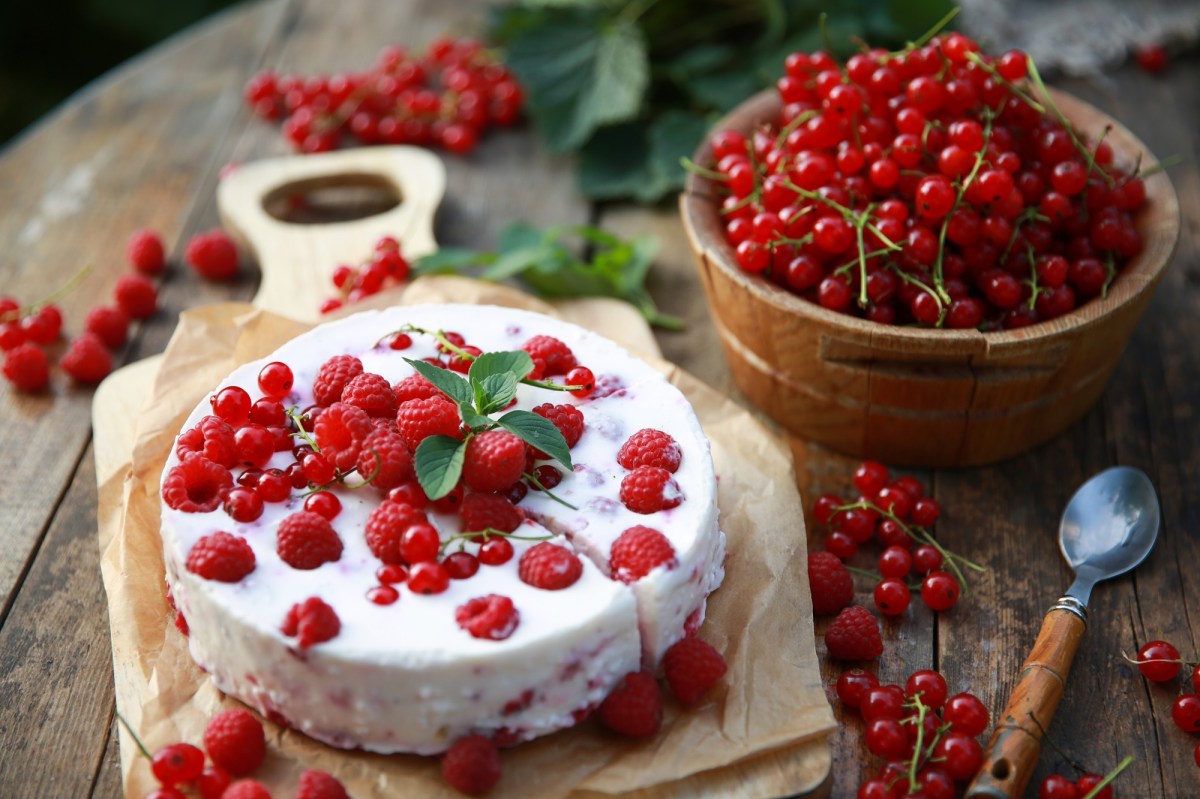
159, 304, 725, 755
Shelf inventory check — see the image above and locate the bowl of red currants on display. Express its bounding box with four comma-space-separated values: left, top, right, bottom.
680, 32, 1180, 467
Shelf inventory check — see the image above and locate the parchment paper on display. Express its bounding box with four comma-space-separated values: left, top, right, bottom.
96, 277, 835, 798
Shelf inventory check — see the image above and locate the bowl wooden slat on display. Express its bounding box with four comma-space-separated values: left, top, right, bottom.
681, 88, 1180, 466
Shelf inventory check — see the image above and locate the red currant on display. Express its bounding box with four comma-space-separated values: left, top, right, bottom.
836, 668, 879, 709
1172, 694, 1200, 733
874, 579, 911, 616
944, 692, 989, 736
151, 743, 205, 786
1134, 640, 1182, 682
921, 570, 960, 611
257, 361, 293, 398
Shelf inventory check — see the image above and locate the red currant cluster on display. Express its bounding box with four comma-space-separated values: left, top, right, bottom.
243, 37, 524, 155
1036, 770, 1119, 799
122, 706, 347, 799
811, 460, 984, 618
1130, 639, 1200, 769
704, 31, 1149, 329
836, 667, 990, 797
319, 235, 411, 315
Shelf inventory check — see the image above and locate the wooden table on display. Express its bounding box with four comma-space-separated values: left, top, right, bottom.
1, 1, 1196, 796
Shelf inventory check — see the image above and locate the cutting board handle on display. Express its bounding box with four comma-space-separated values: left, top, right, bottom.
965, 604, 1087, 798
216, 146, 445, 322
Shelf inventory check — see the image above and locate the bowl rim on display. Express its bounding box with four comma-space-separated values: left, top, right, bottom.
681, 87, 1181, 356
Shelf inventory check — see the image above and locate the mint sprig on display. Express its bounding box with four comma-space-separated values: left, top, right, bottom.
401, 336, 577, 500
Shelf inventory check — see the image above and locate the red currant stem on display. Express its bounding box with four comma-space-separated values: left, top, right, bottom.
0, 262, 93, 324
885, 264, 944, 311
1000, 206, 1047, 264
837, 500, 986, 587
1137, 153, 1184, 178
285, 407, 321, 453
773, 109, 819, 152
963, 52, 1046, 115
845, 564, 882, 580
1079, 755, 1134, 799
114, 712, 152, 760
719, 191, 760, 217
863, 222, 904, 253
1120, 650, 1189, 668
1025, 243, 1044, 311
855, 223, 870, 307
1083, 125, 1113, 181
894, 6, 960, 55
1023, 57, 1118, 188
521, 470, 579, 510
817, 12, 833, 59
905, 693, 930, 792
771, 234, 815, 249
1101, 252, 1117, 299
679, 157, 728, 182
522, 377, 587, 393
340, 450, 381, 489
932, 113, 994, 307
438, 527, 554, 556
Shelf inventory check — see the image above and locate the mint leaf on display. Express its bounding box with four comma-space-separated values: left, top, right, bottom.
505, 8, 649, 151
478, 373, 520, 415
497, 410, 573, 471
403, 358, 473, 405
458, 402, 491, 431
469, 350, 535, 384
412, 247, 490, 276
414, 435, 467, 499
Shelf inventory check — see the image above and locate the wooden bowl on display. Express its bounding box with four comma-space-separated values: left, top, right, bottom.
681, 89, 1180, 467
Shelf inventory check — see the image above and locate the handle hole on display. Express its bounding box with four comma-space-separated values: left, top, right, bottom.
991, 759, 1011, 780
263, 173, 401, 224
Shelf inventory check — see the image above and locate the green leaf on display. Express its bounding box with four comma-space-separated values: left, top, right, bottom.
403, 358, 473, 405
458, 402, 491, 431
478, 374, 520, 414
577, 123, 669, 202
413, 247, 488, 276
479, 245, 557, 281
497, 410, 573, 470
497, 220, 545, 252
505, 9, 649, 151
414, 435, 467, 499
469, 350, 535, 384
646, 110, 712, 196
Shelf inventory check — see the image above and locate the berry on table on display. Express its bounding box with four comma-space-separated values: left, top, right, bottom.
114, 273, 158, 319
3, 343, 49, 391
85, 305, 129, 349
808, 551, 854, 615
185, 229, 239, 280
126, 229, 166, 274
1133, 639, 1182, 682
203, 708, 265, 776
825, 605, 883, 661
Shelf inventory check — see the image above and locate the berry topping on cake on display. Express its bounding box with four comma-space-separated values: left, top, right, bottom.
312, 354, 363, 407
365, 501, 428, 563
281, 597, 341, 649
460, 493, 523, 533
295, 770, 349, 799
599, 671, 662, 737
176, 416, 238, 468
400, 522, 440, 564
392, 372, 440, 403
442, 735, 502, 796
610, 525, 677, 583
478, 536, 514, 566
341, 371, 397, 418
456, 594, 520, 640
203, 708, 265, 776
223, 487, 264, 522
444, 551, 480, 579
522, 334, 576, 378
617, 429, 682, 473
531, 403, 585, 448
518, 542, 583, 590
808, 551, 855, 615
185, 532, 255, 582
619, 466, 683, 514
462, 430, 526, 492
356, 427, 414, 490
163, 453, 233, 513
313, 402, 372, 472
257, 361, 293, 399
825, 605, 884, 661
396, 396, 462, 450
408, 561, 451, 594
276, 511, 343, 570
663, 637, 728, 706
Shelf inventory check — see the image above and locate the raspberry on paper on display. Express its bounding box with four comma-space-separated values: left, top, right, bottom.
663, 637, 728, 705
441, 734, 502, 796
598, 671, 662, 737
202, 708, 265, 776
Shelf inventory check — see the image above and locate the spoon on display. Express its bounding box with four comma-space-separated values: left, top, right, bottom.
965, 466, 1160, 798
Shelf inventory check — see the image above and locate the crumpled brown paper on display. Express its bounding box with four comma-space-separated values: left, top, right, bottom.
96, 277, 835, 798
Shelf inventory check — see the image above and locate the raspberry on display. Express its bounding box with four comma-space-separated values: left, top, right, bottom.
824, 605, 884, 660
276, 510, 343, 569
392, 372, 440, 404
185, 531, 255, 582
364, 501, 427, 563
84, 305, 129, 348
162, 453, 233, 513
23, 305, 61, 344
518, 542, 582, 590
312, 354, 363, 407
808, 551, 854, 615
531, 403, 585, 448
610, 525, 676, 582
221, 781, 271, 799
522, 335, 576, 377
313, 401, 372, 472
462, 430, 526, 492
176, 415, 238, 468
356, 427, 414, 490
184, 229, 239, 280
295, 769, 349, 799
441, 735, 502, 796
2, 343, 49, 391
619, 466, 683, 514
396, 396, 462, 450
455, 594, 520, 640
281, 596, 341, 649
60, 334, 113, 385
598, 671, 662, 737
341, 371, 396, 418
617, 429, 682, 473
113, 273, 158, 319
126, 229, 166, 274
663, 637, 728, 705
203, 708, 265, 776
460, 493, 523, 533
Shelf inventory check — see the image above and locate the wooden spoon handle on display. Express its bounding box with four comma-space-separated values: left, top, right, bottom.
965, 603, 1087, 798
